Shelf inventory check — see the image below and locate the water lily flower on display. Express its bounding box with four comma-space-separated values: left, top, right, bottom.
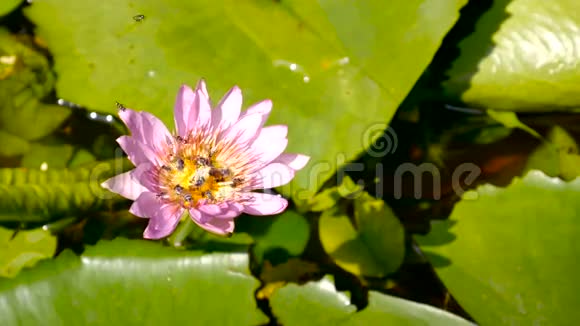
101, 80, 309, 239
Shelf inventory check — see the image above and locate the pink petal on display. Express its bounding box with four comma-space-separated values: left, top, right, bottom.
212, 86, 242, 130
174, 84, 196, 137
243, 193, 288, 216
131, 163, 158, 192
196, 79, 209, 99
214, 203, 244, 219
118, 109, 172, 153
240, 99, 272, 119
117, 136, 162, 166
191, 214, 235, 235
143, 204, 184, 239
118, 108, 147, 143
189, 208, 209, 224
249, 127, 289, 169
129, 191, 162, 218
197, 202, 244, 219
219, 99, 272, 145
193, 86, 212, 129
254, 125, 288, 141
273, 153, 310, 170
140, 111, 173, 154
250, 162, 295, 189
100, 170, 147, 200
220, 111, 264, 146
198, 204, 223, 215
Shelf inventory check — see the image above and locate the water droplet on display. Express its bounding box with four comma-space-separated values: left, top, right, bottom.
273, 59, 311, 84
147, 70, 156, 77
40, 162, 48, 171
57, 99, 65, 105
0, 56, 17, 65
337, 57, 350, 65
89, 112, 98, 119
105, 115, 113, 122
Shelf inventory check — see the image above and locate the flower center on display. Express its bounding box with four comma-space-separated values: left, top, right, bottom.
156, 142, 244, 208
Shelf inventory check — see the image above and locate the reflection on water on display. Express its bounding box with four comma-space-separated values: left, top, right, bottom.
272, 59, 310, 83
272, 56, 351, 84
88, 111, 114, 123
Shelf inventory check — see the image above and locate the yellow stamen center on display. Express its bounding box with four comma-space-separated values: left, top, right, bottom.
157, 144, 243, 208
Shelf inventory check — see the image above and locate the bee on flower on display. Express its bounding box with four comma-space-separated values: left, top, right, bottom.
101, 80, 309, 239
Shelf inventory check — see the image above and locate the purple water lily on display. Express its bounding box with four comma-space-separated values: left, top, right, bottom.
101, 80, 309, 239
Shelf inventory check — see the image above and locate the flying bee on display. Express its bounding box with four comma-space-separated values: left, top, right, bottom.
133, 14, 145, 22
161, 165, 172, 172
183, 194, 193, 202
115, 101, 126, 111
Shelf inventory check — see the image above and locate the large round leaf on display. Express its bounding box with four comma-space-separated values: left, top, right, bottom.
237, 210, 310, 264
417, 171, 580, 325
319, 192, 404, 277
270, 277, 474, 325
0, 238, 267, 325
444, 0, 580, 111
25, 0, 467, 199
0, 227, 56, 278
0, 159, 132, 222
0, 0, 21, 17
0, 28, 70, 141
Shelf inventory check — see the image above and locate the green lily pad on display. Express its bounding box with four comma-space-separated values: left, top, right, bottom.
487, 110, 540, 138
444, 0, 580, 111
25, 0, 467, 200
0, 130, 29, 157
417, 170, 580, 325
68, 149, 97, 168
0, 238, 268, 325
0, 159, 132, 222
307, 175, 363, 212
319, 192, 404, 277
21, 142, 74, 169
0, 28, 70, 141
0, 0, 21, 17
525, 126, 580, 180
270, 277, 474, 325
0, 226, 56, 278
236, 210, 310, 264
